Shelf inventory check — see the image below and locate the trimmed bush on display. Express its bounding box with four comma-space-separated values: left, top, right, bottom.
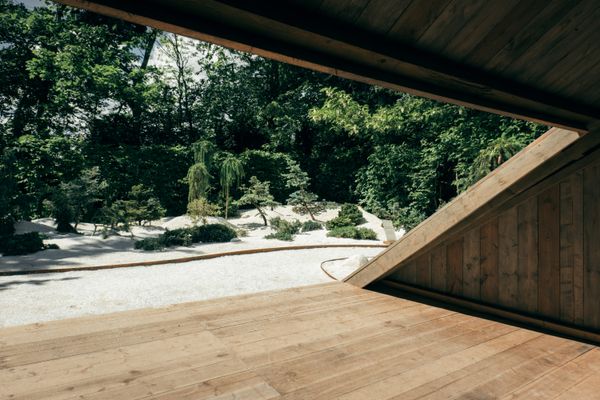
301, 220, 323, 232
327, 226, 377, 240
0, 232, 55, 256
325, 216, 354, 230
266, 217, 302, 241
338, 203, 365, 225
270, 217, 301, 235
134, 223, 237, 251
189, 224, 237, 243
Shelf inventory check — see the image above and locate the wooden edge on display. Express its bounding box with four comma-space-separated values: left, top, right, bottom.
345, 127, 586, 287
0, 243, 387, 276
378, 279, 600, 345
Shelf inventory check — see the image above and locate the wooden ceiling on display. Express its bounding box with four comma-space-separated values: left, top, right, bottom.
54, 0, 600, 132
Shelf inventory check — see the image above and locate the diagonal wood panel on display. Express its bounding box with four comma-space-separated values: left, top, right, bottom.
345, 127, 592, 288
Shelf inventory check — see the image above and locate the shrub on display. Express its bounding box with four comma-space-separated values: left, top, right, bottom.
270, 217, 301, 235
189, 224, 237, 243
327, 226, 377, 240
338, 203, 365, 225
134, 237, 165, 251
134, 224, 236, 251
325, 216, 354, 230
0, 232, 55, 256
187, 198, 220, 225
302, 220, 323, 232
265, 231, 294, 241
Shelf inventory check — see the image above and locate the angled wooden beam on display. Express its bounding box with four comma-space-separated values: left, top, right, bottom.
345, 127, 600, 288
53, 0, 598, 131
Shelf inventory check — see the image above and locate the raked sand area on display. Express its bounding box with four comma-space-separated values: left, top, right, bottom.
1, 205, 401, 273
0, 205, 399, 327
0, 247, 383, 327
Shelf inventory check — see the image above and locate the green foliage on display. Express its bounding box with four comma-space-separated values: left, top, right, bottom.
187, 198, 220, 225
284, 162, 324, 220
125, 184, 166, 225
186, 161, 211, 203
326, 204, 365, 230
327, 226, 377, 240
301, 220, 323, 232
264, 231, 294, 241
338, 204, 365, 225
266, 217, 301, 241
240, 150, 295, 202
0, 232, 57, 256
0, 1, 545, 237
134, 224, 236, 250
238, 176, 278, 226
47, 167, 107, 232
325, 216, 353, 230
270, 217, 301, 235
219, 154, 244, 219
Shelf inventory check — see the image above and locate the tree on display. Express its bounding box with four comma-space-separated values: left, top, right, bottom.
238, 176, 278, 226
219, 154, 244, 219
47, 167, 107, 232
284, 162, 324, 220
186, 140, 214, 202
187, 198, 220, 225
126, 184, 166, 225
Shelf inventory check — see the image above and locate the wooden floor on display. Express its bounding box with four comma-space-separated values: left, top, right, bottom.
1, 282, 599, 399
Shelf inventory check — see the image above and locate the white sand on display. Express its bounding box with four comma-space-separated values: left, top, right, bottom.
0, 246, 383, 327
2, 206, 403, 273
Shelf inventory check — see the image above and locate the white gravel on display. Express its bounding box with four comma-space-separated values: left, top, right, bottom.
0, 247, 383, 327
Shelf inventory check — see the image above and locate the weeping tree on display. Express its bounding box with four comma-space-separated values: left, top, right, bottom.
186, 140, 214, 202
219, 154, 245, 219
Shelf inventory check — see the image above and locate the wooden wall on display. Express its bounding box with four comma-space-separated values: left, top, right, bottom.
390, 150, 600, 332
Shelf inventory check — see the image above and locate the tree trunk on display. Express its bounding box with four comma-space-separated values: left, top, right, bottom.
304, 202, 315, 220
256, 205, 268, 226
224, 188, 229, 220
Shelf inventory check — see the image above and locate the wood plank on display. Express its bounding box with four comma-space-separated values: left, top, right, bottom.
517, 196, 539, 314
559, 172, 584, 324
583, 162, 600, 330
480, 218, 499, 303
1, 282, 599, 400
446, 239, 463, 296
462, 227, 481, 300
386, 0, 453, 42
354, 0, 413, 35
430, 245, 447, 292
417, 0, 489, 54
443, 0, 520, 60
538, 185, 561, 319
333, 329, 539, 399
400, 335, 591, 400
502, 348, 600, 399
415, 253, 431, 287
498, 208, 519, 309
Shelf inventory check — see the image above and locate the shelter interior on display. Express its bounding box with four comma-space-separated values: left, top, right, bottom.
2, 1, 599, 399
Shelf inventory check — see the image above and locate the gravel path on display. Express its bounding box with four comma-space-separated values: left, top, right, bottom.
0, 247, 382, 327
